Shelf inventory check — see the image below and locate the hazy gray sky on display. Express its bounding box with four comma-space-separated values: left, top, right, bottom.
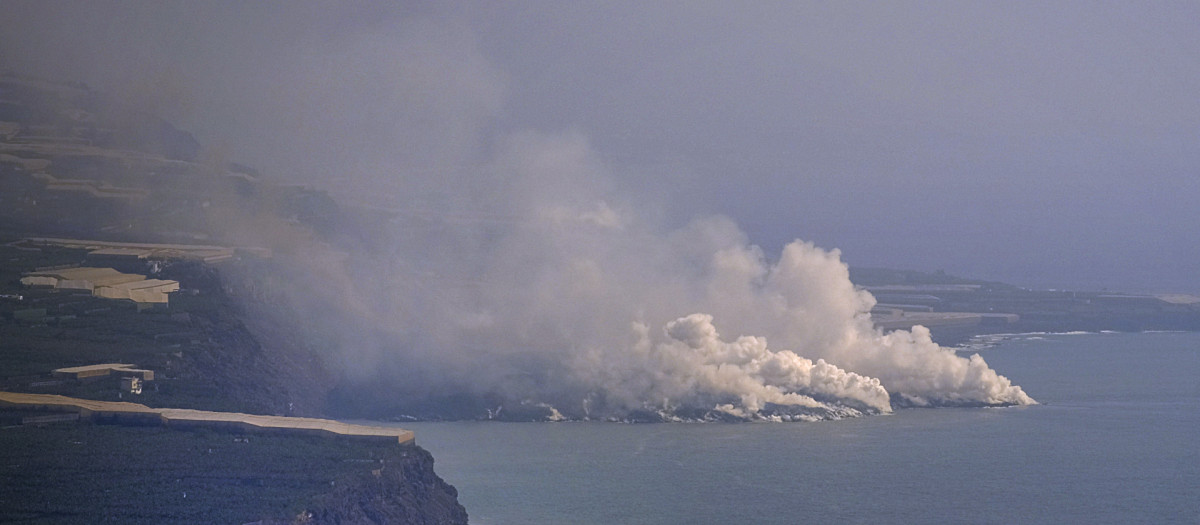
3, 1, 1197, 293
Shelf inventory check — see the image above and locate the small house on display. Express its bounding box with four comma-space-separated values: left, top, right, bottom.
120, 376, 142, 395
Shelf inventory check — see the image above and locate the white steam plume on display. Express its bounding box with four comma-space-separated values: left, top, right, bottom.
125, 11, 1032, 419
267, 131, 1033, 420
646, 313, 892, 415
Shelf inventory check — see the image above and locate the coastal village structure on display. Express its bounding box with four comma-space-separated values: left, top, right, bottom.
12, 236, 272, 307
23, 237, 267, 264
52, 363, 155, 381
120, 376, 142, 394
21, 266, 179, 304
0, 391, 415, 445
20, 267, 143, 291
93, 278, 180, 303
867, 284, 1020, 332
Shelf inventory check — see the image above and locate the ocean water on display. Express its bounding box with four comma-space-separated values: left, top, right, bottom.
398, 332, 1200, 524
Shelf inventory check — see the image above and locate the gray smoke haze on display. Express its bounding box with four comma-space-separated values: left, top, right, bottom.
13, 1, 1198, 416
217, 128, 1034, 418
4, 2, 1196, 293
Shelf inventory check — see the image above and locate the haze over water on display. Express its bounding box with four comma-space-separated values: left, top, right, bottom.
401, 332, 1200, 524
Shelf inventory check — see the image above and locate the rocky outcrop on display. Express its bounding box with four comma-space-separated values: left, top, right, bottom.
298, 447, 468, 525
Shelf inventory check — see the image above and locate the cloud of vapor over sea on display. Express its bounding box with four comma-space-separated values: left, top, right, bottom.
254, 131, 1034, 420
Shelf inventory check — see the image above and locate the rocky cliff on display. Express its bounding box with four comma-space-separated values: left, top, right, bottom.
299, 447, 468, 525
0, 75, 469, 524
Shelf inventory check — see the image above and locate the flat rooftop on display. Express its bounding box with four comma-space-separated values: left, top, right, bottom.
0, 392, 414, 445
52, 363, 137, 374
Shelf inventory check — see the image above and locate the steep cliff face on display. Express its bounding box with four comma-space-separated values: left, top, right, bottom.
0, 76, 470, 524
302, 446, 468, 525
0, 424, 466, 524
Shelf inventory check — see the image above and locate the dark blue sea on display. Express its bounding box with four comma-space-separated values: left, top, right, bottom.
397, 332, 1200, 524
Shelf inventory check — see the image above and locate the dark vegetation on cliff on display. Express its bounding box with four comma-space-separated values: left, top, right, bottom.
0, 424, 465, 524
0, 75, 467, 524
0, 242, 467, 523
0, 242, 329, 417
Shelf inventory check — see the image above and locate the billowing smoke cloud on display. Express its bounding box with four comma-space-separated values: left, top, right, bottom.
261, 130, 1033, 420
636, 313, 893, 417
